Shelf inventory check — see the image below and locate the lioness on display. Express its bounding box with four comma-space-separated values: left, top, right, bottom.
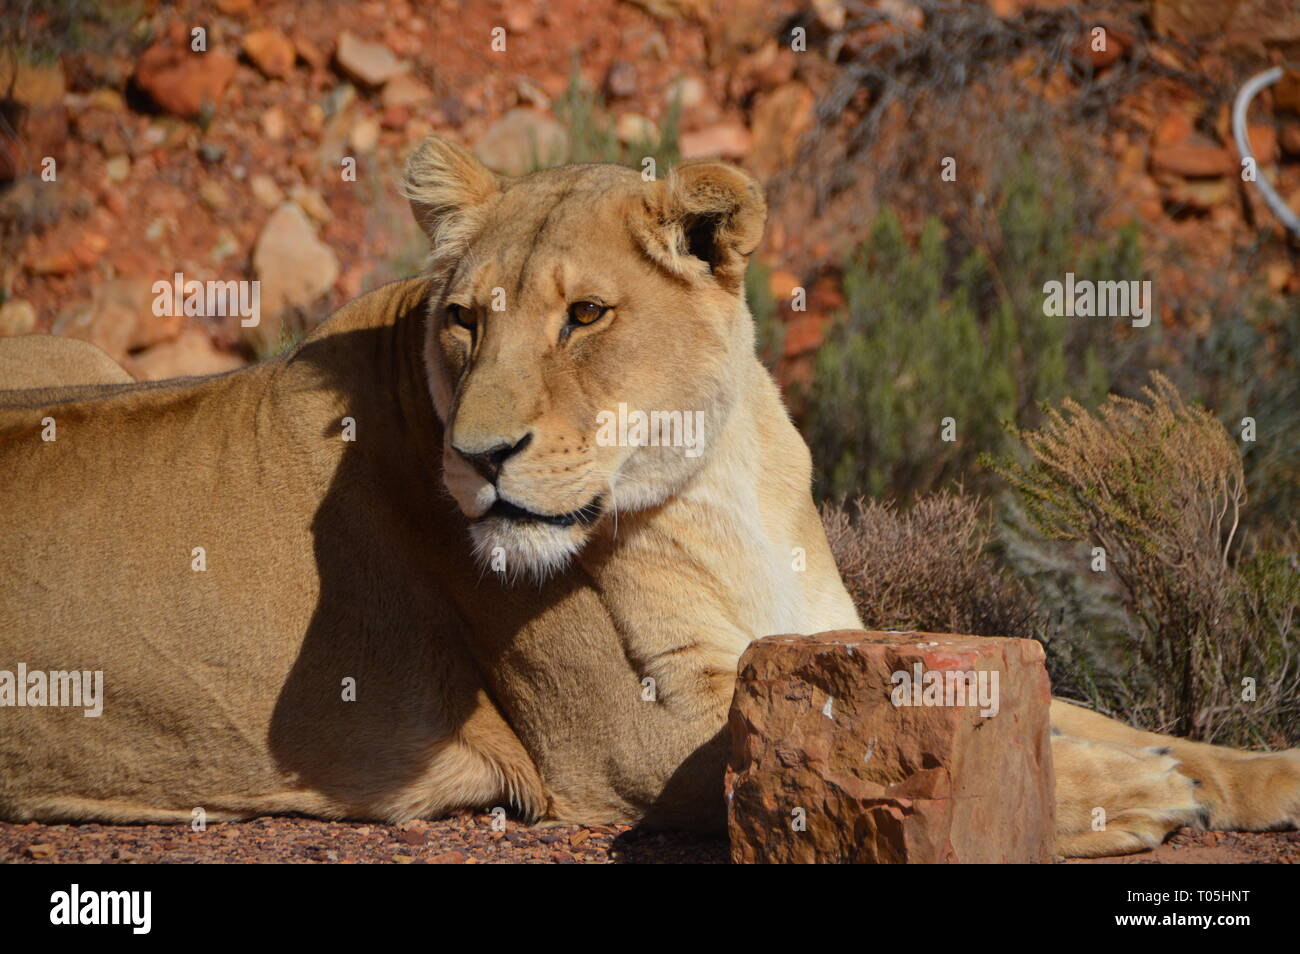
1, 139, 1296, 859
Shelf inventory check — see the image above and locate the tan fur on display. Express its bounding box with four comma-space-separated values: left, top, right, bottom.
0, 335, 134, 390
0, 139, 1295, 857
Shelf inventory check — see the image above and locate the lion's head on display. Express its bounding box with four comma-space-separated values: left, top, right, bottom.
402, 137, 767, 581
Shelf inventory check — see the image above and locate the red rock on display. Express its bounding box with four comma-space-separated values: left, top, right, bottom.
1280, 122, 1300, 157
1151, 0, 1232, 37
747, 82, 814, 180
1276, 69, 1300, 115
428, 850, 467, 864
679, 123, 752, 160
128, 328, 244, 381
725, 631, 1055, 864
381, 73, 433, 109
782, 314, 824, 358
135, 30, 238, 119
0, 51, 65, 107
51, 278, 180, 362
1074, 23, 1127, 70
767, 269, 801, 303
1154, 111, 1193, 148
1150, 139, 1234, 177
243, 28, 296, 80
334, 31, 404, 87
1239, 123, 1278, 165
293, 33, 328, 70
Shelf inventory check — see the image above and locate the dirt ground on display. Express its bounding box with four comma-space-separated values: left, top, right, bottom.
1, 814, 1294, 864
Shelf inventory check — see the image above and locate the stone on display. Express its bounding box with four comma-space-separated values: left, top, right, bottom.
253, 202, 340, 321
810, 0, 847, 31
615, 113, 658, 145
1164, 176, 1233, 210
1150, 139, 1234, 177
782, 314, 825, 357
104, 155, 131, 182
243, 28, 296, 80
0, 50, 66, 108
334, 31, 404, 87
1240, 123, 1278, 165
52, 278, 179, 362
74, 107, 132, 156
290, 184, 332, 223
0, 299, 37, 337
666, 76, 706, 110
474, 108, 569, 176
130, 328, 244, 381
679, 123, 752, 160
747, 82, 814, 179
1275, 68, 1300, 115
381, 73, 434, 109
349, 116, 381, 153
260, 105, 288, 141
1280, 121, 1300, 157
199, 180, 228, 209
1152, 0, 1232, 36
134, 30, 238, 119
249, 173, 284, 208
725, 630, 1055, 864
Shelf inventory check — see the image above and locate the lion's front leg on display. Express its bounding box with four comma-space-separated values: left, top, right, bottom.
1050, 698, 1300, 858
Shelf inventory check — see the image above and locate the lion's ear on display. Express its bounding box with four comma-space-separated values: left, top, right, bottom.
403, 137, 501, 268
636, 160, 767, 291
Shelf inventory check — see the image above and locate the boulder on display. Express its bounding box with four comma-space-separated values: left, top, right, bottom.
334, 31, 404, 87
52, 278, 179, 362
243, 28, 297, 80
0, 299, 37, 337
134, 30, 237, 119
253, 202, 340, 323
129, 328, 244, 381
679, 123, 752, 161
725, 630, 1055, 863
1150, 139, 1234, 178
474, 108, 568, 176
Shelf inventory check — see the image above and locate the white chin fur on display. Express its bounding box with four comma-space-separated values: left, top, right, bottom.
469, 517, 583, 584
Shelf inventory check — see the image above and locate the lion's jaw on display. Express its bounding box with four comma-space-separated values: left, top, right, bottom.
404, 139, 766, 583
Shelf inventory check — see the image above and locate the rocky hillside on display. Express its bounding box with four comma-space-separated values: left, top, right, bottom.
0, 0, 1297, 383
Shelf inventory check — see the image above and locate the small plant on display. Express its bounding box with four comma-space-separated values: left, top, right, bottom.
987, 373, 1298, 745
535, 71, 680, 173
743, 260, 781, 370
822, 491, 1045, 641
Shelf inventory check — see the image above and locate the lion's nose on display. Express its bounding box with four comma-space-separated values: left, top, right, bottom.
454, 432, 533, 483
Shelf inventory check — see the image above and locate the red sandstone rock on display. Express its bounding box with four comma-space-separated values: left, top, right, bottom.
725, 630, 1055, 863
134, 30, 237, 119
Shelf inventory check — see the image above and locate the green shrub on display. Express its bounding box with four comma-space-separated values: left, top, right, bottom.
805, 158, 1142, 503
987, 373, 1298, 746
743, 259, 781, 370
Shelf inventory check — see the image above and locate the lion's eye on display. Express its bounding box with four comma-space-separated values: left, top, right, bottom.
448, 304, 475, 332
567, 301, 608, 326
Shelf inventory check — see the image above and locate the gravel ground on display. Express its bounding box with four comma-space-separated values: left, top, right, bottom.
1, 815, 1293, 864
